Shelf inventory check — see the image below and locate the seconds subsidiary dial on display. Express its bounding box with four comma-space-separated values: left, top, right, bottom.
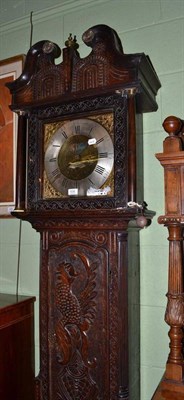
44, 116, 114, 198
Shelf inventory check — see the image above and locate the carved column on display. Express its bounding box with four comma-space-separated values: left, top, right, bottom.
14, 112, 27, 211
164, 224, 184, 379
153, 116, 184, 397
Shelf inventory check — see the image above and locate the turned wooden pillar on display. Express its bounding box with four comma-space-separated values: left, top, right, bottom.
153, 116, 184, 398
14, 112, 27, 211
165, 224, 184, 379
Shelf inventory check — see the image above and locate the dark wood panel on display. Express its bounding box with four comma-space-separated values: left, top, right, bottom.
0, 294, 35, 400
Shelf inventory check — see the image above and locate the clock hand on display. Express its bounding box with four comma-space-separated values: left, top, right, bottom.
68, 158, 98, 168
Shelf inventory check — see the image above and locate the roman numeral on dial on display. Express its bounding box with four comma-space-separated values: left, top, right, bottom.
99, 152, 108, 158
96, 137, 104, 145
95, 165, 105, 175
75, 125, 80, 134
50, 168, 60, 183
61, 178, 68, 188
60, 130, 68, 139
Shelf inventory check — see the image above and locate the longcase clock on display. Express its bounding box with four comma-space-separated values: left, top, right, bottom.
7, 24, 160, 400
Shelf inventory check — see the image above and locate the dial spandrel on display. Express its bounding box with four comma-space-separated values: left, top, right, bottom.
43, 115, 114, 198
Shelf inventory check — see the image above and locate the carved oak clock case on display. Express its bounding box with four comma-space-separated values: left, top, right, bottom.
7, 25, 161, 400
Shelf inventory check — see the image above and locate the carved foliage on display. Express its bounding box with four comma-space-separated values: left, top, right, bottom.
35, 227, 130, 400
48, 230, 108, 246
165, 293, 184, 326
47, 241, 109, 400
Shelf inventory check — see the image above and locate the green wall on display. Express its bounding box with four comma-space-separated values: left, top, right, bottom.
1, 0, 183, 399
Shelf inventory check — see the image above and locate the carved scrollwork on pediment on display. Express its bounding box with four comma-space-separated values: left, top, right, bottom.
6, 24, 160, 111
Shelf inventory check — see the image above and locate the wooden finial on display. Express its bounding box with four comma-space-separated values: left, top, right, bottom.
163, 115, 182, 136
162, 116, 183, 152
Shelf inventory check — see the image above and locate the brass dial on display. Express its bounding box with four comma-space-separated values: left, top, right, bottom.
44, 117, 114, 197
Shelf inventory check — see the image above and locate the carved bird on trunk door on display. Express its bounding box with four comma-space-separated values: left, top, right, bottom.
55, 254, 97, 366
